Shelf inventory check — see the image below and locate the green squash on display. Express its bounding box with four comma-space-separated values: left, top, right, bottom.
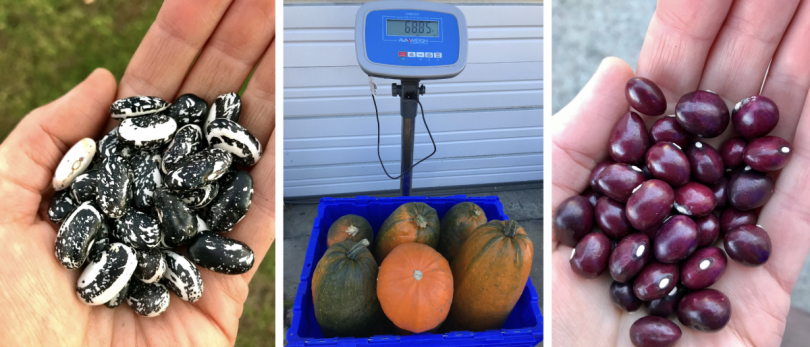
312, 239, 385, 337
437, 202, 487, 262
326, 214, 374, 247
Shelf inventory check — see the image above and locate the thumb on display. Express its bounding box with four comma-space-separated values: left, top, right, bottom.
0, 68, 117, 224
551, 57, 635, 211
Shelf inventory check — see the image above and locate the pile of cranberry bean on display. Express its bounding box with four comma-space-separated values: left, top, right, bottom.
554, 77, 786, 347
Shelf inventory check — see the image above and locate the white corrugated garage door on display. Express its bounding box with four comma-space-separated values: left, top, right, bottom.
284, 2, 543, 197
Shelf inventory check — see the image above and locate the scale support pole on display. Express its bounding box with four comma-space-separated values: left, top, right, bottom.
392, 79, 424, 196
400, 117, 416, 195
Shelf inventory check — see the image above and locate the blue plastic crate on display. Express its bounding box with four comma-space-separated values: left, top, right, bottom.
288, 195, 543, 346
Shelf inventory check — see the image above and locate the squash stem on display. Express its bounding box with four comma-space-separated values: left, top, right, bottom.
472, 208, 481, 218
346, 239, 370, 260
346, 225, 359, 237
415, 215, 428, 229
504, 220, 520, 237
413, 270, 423, 281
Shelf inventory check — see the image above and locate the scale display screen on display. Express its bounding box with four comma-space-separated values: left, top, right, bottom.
386, 19, 439, 37
355, 1, 468, 79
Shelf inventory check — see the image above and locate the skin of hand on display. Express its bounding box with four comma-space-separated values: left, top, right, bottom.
0, 0, 276, 346
552, 0, 810, 346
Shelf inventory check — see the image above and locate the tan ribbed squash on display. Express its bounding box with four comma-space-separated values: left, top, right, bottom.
447, 220, 533, 331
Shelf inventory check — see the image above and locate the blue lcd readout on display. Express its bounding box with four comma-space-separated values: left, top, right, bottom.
364, 9, 460, 67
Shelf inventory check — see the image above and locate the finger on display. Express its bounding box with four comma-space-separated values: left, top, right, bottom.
194, 130, 276, 336
758, 98, 810, 293
636, 0, 733, 112
0, 69, 116, 217
116, 0, 234, 99
230, 128, 276, 273
177, 0, 275, 102
551, 57, 635, 211
762, 0, 810, 143
699, 0, 800, 102
239, 40, 277, 146
550, 251, 620, 346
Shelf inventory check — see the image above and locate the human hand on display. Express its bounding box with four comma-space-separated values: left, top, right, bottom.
551, 0, 810, 345
0, 0, 276, 345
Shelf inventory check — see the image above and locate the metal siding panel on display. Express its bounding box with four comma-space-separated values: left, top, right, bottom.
285, 135, 542, 166
286, 153, 543, 181
284, 62, 543, 88
285, 171, 543, 197
284, 39, 542, 67
285, 109, 542, 147
283, 4, 543, 197
285, 89, 542, 117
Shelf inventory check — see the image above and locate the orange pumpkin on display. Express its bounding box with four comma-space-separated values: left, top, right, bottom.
377, 243, 453, 333
437, 202, 487, 262
447, 220, 533, 331
326, 214, 374, 247
373, 202, 440, 264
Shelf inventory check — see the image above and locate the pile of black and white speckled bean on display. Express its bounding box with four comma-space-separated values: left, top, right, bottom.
48, 92, 262, 317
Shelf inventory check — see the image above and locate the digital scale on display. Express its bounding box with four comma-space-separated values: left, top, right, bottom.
355, 0, 468, 196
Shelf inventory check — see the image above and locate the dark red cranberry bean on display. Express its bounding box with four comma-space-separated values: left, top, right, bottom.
634, 261, 679, 301
589, 160, 614, 193
597, 163, 647, 202
610, 112, 651, 164
724, 224, 771, 266
626, 77, 667, 116
720, 208, 757, 234
686, 141, 725, 185
595, 197, 633, 239
654, 215, 699, 263
677, 288, 731, 332
645, 142, 691, 186
728, 169, 774, 210
609, 233, 650, 283
553, 196, 594, 247
629, 315, 682, 347
743, 136, 792, 172
720, 137, 747, 169
570, 233, 611, 278
611, 281, 643, 312
650, 116, 691, 148
626, 180, 675, 230
675, 90, 730, 138
647, 285, 687, 318
673, 182, 716, 217
694, 214, 720, 247
680, 247, 727, 290
582, 188, 601, 207
710, 176, 729, 209
732, 95, 779, 139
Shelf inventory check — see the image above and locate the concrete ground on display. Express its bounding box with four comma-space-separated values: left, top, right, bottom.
553, 0, 810, 344
283, 183, 542, 345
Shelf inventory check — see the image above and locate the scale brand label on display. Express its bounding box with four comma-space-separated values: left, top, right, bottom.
399, 38, 429, 44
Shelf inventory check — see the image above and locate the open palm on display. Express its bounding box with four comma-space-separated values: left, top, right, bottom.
0, 0, 276, 346
552, 0, 810, 345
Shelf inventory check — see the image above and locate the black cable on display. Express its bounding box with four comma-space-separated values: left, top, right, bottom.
373, 93, 437, 180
